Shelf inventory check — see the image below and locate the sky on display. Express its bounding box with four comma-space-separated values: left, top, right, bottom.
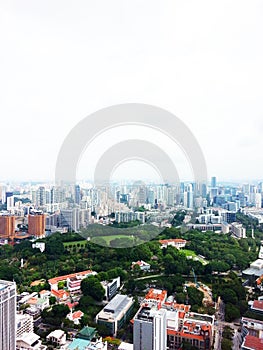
0, 0, 263, 184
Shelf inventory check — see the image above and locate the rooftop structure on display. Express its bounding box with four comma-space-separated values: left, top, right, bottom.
96, 294, 134, 336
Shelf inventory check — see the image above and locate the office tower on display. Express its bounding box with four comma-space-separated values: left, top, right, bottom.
211, 177, 217, 188
134, 306, 167, 350
0, 280, 16, 350
28, 212, 46, 238
60, 208, 80, 232
0, 215, 15, 239
0, 185, 6, 204
75, 185, 81, 205
36, 186, 46, 207
5, 192, 14, 210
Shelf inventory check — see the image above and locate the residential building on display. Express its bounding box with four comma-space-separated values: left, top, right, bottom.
131, 260, 151, 271
0, 280, 16, 350
16, 332, 47, 350
96, 294, 134, 336
0, 214, 15, 239
28, 212, 45, 238
46, 330, 67, 347
16, 313, 34, 338
67, 310, 84, 325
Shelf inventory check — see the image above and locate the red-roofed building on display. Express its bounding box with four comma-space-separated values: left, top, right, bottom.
144, 288, 167, 309
241, 335, 263, 350
251, 300, 263, 314
51, 289, 70, 303
48, 270, 96, 290
159, 239, 187, 250
67, 310, 84, 325
131, 260, 151, 271
167, 321, 212, 350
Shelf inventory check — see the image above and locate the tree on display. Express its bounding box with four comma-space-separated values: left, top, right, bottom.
81, 276, 105, 301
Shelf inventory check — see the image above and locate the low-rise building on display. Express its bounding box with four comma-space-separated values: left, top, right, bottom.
46, 330, 67, 347
67, 310, 84, 325
241, 334, 263, 350
131, 260, 151, 271
16, 332, 47, 350
51, 289, 70, 303
159, 239, 187, 249
96, 294, 134, 336
48, 270, 96, 290
101, 277, 121, 301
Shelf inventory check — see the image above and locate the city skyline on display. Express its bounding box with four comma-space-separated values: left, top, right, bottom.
1, 1, 263, 182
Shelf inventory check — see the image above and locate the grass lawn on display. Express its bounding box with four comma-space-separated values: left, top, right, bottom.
91, 234, 136, 245
180, 249, 197, 257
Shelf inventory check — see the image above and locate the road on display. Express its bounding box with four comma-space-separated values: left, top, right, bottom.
214, 298, 225, 350
232, 329, 242, 350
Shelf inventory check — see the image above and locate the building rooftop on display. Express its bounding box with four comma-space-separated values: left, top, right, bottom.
48, 270, 95, 285
251, 300, 263, 312
77, 326, 97, 341
68, 338, 91, 350
97, 294, 133, 322
242, 335, 263, 350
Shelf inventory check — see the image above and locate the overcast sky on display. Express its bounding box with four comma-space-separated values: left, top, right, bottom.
1, 1, 263, 184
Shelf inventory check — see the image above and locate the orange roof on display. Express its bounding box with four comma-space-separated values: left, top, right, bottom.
39, 290, 49, 295
51, 289, 70, 299
48, 270, 93, 285
28, 297, 38, 305
167, 329, 205, 341
72, 310, 84, 320
252, 300, 263, 311
243, 335, 263, 350
159, 239, 187, 244
256, 275, 263, 285
67, 301, 78, 309
145, 289, 167, 303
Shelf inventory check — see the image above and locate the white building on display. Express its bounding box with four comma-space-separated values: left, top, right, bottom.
133, 306, 167, 350
16, 332, 47, 350
16, 313, 34, 338
46, 330, 67, 347
230, 222, 246, 238
0, 280, 17, 350
96, 294, 134, 336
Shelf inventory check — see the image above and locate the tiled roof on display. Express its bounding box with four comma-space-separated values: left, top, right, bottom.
48, 270, 93, 285
243, 335, 263, 350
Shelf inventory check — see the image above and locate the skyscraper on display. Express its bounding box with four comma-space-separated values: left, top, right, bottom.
0, 280, 16, 350
211, 177, 217, 188
28, 212, 46, 238
0, 215, 15, 239
134, 306, 167, 350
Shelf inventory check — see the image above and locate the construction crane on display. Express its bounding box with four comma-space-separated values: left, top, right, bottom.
192, 268, 200, 288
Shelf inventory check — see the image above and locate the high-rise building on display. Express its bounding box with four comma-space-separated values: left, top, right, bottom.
5, 192, 14, 210
28, 212, 46, 238
211, 177, 217, 188
0, 215, 15, 239
75, 185, 81, 205
134, 306, 167, 350
0, 280, 17, 350
60, 208, 80, 232
36, 186, 46, 207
